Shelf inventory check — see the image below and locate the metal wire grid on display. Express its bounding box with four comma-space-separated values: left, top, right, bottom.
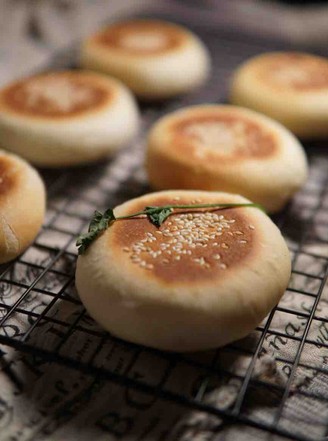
0, 23, 328, 441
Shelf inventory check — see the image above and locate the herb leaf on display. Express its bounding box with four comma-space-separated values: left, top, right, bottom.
76, 208, 116, 254
144, 206, 173, 227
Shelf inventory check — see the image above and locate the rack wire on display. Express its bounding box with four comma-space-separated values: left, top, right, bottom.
1, 16, 328, 441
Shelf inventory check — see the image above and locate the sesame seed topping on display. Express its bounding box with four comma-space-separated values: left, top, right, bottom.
124, 210, 249, 272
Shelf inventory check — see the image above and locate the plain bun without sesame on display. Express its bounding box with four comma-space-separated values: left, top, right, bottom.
0, 70, 139, 167
75, 190, 291, 352
146, 104, 308, 213
0, 150, 46, 264
80, 19, 211, 99
230, 52, 328, 139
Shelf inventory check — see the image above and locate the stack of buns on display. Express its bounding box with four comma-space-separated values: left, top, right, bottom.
2, 18, 324, 352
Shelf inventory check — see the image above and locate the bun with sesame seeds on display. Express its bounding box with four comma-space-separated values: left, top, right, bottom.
230, 52, 328, 139
146, 104, 308, 213
75, 190, 291, 352
0, 150, 46, 264
80, 19, 211, 99
0, 70, 139, 167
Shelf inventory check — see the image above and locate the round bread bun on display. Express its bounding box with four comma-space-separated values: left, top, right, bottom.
146, 105, 308, 213
0, 150, 46, 264
80, 19, 211, 99
0, 70, 140, 167
76, 190, 291, 352
230, 52, 328, 139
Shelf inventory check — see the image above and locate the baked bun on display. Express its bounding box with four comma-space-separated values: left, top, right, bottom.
230, 52, 328, 139
146, 105, 308, 213
0, 70, 139, 167
76, 190, 290, 352
0, 150, 45, 264
80, 19, 211, 99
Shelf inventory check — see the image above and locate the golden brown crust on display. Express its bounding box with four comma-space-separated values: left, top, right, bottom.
257, 52, 328, 91
0, 71, 114, 119
170, 112, 278, 162
110, 193, 256, 284
0, 155, 19, 198
93, 20, 186, 56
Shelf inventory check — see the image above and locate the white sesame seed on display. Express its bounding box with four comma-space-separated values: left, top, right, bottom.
126, 211, 238, 270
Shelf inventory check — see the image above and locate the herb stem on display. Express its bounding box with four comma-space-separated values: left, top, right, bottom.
116, 202, 264, 220
77, 201, 264, 255
146, 202, 264, 211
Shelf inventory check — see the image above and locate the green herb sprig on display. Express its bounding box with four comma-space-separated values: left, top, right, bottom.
76, 202, 264, 255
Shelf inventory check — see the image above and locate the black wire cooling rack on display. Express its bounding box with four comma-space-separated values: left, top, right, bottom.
1, 16, 328, 441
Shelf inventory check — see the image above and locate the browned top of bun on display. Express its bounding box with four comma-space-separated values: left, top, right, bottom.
93, 20, 186, 56
169, 111, 277, 162
257, 53, 328, 91
111, 193, 256, 284
0, 154, 20, 199
0, 71, 114, 118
